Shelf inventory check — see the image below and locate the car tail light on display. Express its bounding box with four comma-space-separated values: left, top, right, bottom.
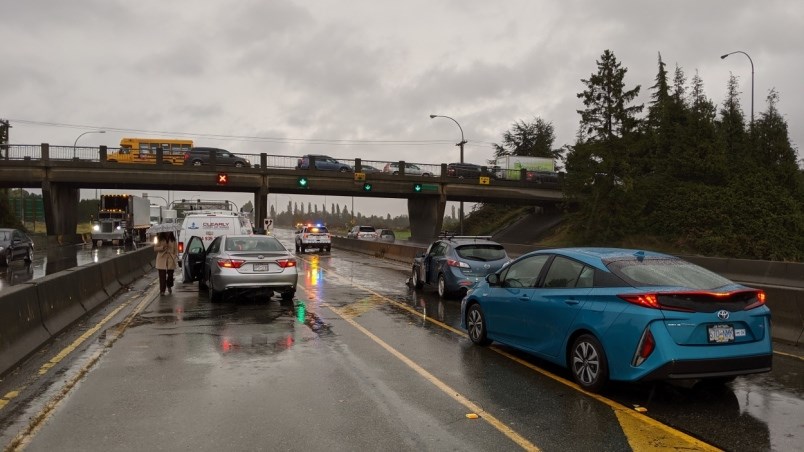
277, 259, 296, 268
632, 328, 656, 366
217, 259, 245, 269
184, 152, 189, 160
744, 290, 766, 310
446, 259, 471, 269
620, 290, 766, 312
619, 294, 661, 309
178, 242, 184, 253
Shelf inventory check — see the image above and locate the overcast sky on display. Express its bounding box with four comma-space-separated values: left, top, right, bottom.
3, 0, 802, 218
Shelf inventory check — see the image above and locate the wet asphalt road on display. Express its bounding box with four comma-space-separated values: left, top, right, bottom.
0, 230, 802, 451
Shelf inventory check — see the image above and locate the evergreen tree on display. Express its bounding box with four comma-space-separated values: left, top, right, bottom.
563, 49, 643, 242
493, 117, 558, 160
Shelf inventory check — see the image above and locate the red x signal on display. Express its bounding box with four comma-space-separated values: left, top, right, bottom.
217, 173, 228, 185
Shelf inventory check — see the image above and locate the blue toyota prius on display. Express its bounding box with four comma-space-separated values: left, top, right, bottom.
460, 248, 773, 392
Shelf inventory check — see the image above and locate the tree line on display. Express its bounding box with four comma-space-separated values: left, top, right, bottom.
472, 49, 802, 261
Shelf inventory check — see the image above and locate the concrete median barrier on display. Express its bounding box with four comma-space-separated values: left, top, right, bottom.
114, 252, 137, 286
0, 283, 50, 377
67, 264, 109, 312
100, 258, 122, 296
35, 272, 87, 337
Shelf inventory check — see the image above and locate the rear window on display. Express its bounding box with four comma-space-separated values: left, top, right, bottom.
307, 227, 329, 234
455, 244, 507, 261
359, 226, 376, 232
607, 258, 733, 289
0, 231, 9, 241
225, 237, 284, 252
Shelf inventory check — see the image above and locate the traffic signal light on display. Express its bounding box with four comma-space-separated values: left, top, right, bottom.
217, 173, 228, 185
363, 182, 372, 192
413, 183, 422, 192
297, 176, 309, 188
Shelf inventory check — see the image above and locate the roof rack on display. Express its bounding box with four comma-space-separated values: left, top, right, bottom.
438, 231, 493, 241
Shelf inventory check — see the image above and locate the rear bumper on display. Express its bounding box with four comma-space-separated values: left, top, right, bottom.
212, 272, 298, 292
640, 354, 773, 381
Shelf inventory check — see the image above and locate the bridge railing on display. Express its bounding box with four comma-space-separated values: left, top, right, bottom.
1, 144, 561, 188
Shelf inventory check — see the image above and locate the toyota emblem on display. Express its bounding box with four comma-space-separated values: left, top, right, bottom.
483, 264, 491, 269
257, 255, 264, 259
717, 310, 730, 320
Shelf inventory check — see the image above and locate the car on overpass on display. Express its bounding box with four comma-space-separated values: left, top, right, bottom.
446, 162, 496, 179
460, 247, 774, 392
411, 234, 510, 298
183, 147, 250, 167
383, 162, 433, 176
296, 154, 353, 172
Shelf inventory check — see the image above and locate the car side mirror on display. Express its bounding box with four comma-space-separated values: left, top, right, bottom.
486, 273, 499, 286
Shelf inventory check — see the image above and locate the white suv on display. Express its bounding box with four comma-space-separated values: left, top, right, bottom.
347, 225, 377, 240
294, 224, 331, 253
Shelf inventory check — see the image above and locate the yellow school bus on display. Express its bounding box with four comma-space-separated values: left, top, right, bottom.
107, 138, 193, 164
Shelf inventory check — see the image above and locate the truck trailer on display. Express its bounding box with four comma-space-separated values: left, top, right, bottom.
91, 194, 151, 246
494, 155, 559, 184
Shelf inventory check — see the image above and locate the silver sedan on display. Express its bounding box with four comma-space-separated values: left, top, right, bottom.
182, 234, 298, 302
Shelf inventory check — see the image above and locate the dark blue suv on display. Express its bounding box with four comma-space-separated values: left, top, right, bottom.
296, 154, 352, 172
411, 234, 510, 298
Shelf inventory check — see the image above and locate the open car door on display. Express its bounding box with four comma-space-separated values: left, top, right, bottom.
182, 236, 207, 283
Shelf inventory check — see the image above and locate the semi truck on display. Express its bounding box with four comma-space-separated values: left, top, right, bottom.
91, 194, 151, 246
493, 155, 559, 184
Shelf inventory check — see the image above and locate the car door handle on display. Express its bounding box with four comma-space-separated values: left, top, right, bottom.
519, 294, 529, 301
564, 299, 580, 305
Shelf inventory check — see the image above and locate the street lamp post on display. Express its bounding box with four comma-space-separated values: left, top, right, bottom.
720, 51, 754, 125
73, 130, 106, 159
429, 114, 467, 234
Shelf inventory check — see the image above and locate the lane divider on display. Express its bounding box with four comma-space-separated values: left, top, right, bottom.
299, 255, 720, 451
300, 285, 540, 451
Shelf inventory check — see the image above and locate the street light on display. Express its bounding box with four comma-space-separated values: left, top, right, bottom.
73, 130, 106, 158
430, 114, 468, 234
720, 51, 754, 125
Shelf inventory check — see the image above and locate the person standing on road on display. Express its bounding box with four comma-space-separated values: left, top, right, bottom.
154, 231, 178, 295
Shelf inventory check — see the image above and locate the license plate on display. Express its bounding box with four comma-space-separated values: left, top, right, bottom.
253, 264, 269, 271
708, 324, 735, 343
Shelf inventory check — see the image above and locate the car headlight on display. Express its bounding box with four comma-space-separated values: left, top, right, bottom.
92, 225, 100, 231
0, 246, 4, 251
116, 226, 122, 230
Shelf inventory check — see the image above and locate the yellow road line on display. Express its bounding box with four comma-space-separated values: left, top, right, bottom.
8, 283, 157, 451
38, 302, 131, 375
300, 255, 720, 451
304, 285, 539, 451
773, 350, 804, 361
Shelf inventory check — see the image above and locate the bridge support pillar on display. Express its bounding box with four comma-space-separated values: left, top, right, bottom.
41, 181, 81, 243
254, 185, 268, 233
408, 196, 445, 243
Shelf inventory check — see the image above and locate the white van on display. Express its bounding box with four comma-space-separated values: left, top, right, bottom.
178, 211, 254, 280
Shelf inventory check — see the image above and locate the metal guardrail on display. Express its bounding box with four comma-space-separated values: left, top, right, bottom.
2, 144, 554, 183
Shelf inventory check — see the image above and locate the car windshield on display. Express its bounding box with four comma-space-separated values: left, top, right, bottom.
0, 231, 9, 241
455, 244, 507, 261
606, 258, 733, 289
225, 237, 284, 252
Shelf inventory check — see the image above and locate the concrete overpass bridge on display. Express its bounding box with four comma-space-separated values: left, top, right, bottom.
0, 144, 563, 242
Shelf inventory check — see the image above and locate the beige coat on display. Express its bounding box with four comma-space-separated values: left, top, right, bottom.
154, 239, 178, 270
